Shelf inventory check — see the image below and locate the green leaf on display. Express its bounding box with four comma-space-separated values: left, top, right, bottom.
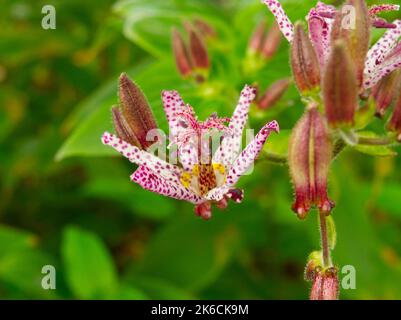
135, 213, 241, 291
62, 226, 118, 299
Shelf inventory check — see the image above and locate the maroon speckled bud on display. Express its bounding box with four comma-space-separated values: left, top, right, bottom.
189, 27, 210, 70
388, 90, 401, 142
193, 19, 216, 39
117, 73, 158, 150
257, 78, 291, 110
288, 107, 334, 219
373, 70, 401, 118
249, 21, 267, 53
310, 267, 339, 300
172, 28, 193, 77
261, 22, 282, 59
331, 0, 370, 88
323, 41, 358, 129
291, 23, 321, 94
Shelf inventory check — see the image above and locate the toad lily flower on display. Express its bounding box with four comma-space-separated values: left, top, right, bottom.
102, 85, 279, 220
261, 0, 401, 90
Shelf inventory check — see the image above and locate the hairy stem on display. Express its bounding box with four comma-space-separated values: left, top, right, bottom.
319, 211, 331, 268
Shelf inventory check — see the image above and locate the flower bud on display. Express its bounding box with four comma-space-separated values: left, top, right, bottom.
193, 19, 216, 39
388, 90, 401, 142
323, 41, 358, 128
249, 21, 266, 53
189, 27, 210, 70
310, 267, 339, 300
117, 73, 158, 150
257, 78, 291, 110
331, 0, 370, 88
261, 22, 282, 59
195, 202, 212, 220
288, 107, 334, 219
172, 28, 193, 77
291, 23, 321, 94
373, 70, 401, 118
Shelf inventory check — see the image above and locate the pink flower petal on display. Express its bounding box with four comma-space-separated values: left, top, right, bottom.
131, 166, 203, 204
369, 4, 400, 16
308, 8, 331, 68
364, 20, 401, 88
261, 0, 294, 42
316, 1, 337, 17
102, 132, 183, 185
213, 85, 256, 167
225, 120, 279, 187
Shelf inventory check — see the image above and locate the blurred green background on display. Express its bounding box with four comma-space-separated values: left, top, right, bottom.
1, 0, 401, 299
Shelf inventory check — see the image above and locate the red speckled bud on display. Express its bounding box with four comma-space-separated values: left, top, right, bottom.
388, 91, 401, 142
116, 73, 158, 150
189, 27, 210, 70
249, 21, 267, 53
310, 267, 339, 300
288, 107, 334, 219
261, 22, 282, 59
373, 70, 401, 118
331, 0, 370, 88
291, 23, 321, 94
172, 28, 193, 77
257, 78, 291, 110
323, 41, 358, 129
193, 19, 216, 39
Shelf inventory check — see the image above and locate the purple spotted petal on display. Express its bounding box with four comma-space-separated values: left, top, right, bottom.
102, 132, 183, 185
261, 0, 294, 42
131, 166, 203, 204
369, 4, 400, 16
213, 85, 256, 167
308, 8, 331, 68
225, 121, 279, 187
315, 1, 337, 18
162, 90, 190, 140
364, 20, 401, 89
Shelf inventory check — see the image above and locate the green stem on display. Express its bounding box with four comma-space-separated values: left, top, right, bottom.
357, 135, 397, 146
260, 152, 287, 165
319, 211, 331, 268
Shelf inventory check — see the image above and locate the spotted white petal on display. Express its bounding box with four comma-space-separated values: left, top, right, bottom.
261, 0, 294, 42
308, 8, 331, 68
364, 20, 401, 88
131, 165, 203, 204
102, 132, 183, 185
213, 85, 256, 167
225, 121, 279, 187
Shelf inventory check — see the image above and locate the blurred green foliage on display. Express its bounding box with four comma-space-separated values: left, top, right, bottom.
1, 0, 401, 300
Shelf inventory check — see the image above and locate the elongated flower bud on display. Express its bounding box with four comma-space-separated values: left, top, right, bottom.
257, 78, 291, 110
388, 91, 401, 142
288, 107, 334, 219
310, 267, 339, 300
373, 70, 401, 118
323, 41, 358, 128
249, 21, 266, 53
291, 23, 321, 94
261, 22, 282, 59
189, 27, 209, 70
194, 19, 216, 39
331, 0, 370, 88
112, 106, 141, 147
172, 28, 193, 77
118, 73, 158, 150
